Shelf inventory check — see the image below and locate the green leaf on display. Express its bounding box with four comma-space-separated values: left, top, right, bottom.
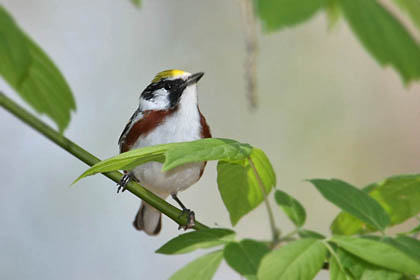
362, 234, 420, 266
130, 0, 141, 8
250, 148, 276, 187
368, 175, 420, 226
325, 0, 341, 30
331, 236, 420, 275
156, 228, 234, 255
336, 247, 370, 279
216, 161, 258, 225
309, 179, 390, 232
383, 235, 420, 263
274, 190, 306, 227
75, 138, 253, 183
258, 238, 327, 280
339, 0, 420, 84
393, 0, 420, 29
0, 6, 30, 87
0, 5, 75, 132
331, 174, 420, 235
331, 211, 372, 236
162, 138, 252, 171
361, 269, 404, 280
169, 250, 223, 280
298, 229, 326, 240
217, 149, 275, 225
254, 0, 329, 32
74, 144, 167, 183
329, 254, 352, 280
223, 239, 270, 279
336, 247, 404, 280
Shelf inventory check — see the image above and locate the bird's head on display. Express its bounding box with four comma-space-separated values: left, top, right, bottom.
139, 70, 204, 111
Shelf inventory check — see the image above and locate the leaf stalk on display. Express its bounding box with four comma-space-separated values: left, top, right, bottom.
248, 157, 280, 246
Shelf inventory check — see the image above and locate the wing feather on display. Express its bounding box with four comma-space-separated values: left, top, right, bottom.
118, 109, 143, 153
118, 109, 176, 153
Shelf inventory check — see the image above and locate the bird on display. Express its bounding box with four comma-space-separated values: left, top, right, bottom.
117, 69, 211, 235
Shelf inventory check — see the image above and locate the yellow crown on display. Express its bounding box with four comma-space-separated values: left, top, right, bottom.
151, 69, 188, 83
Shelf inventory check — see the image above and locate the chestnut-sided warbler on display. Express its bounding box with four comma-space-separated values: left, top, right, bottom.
117, 70, 211, 235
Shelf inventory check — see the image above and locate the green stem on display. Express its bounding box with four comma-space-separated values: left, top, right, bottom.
0, 92, 209, 231
279, 228, 299, 242
323, 240, 345, 273
249, 157, 280, 246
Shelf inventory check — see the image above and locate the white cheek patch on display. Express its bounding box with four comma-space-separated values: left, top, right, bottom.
139, 88, 170, 111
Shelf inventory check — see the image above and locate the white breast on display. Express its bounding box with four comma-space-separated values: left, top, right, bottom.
131, 85, 204, 196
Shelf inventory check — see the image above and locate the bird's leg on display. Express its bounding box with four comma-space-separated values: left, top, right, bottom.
171, 193, 195, 230
117, 172, 136, 193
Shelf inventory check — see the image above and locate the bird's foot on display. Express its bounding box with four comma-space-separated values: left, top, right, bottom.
178, 209, 196, 230
117, 174, 132, 193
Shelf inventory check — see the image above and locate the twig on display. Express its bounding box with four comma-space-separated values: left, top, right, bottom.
279, 228, 299, 243
238, 0, 259, 109
0, 92, 209, 231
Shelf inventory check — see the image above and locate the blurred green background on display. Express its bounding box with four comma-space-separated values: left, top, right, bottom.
1, 0, 419, 279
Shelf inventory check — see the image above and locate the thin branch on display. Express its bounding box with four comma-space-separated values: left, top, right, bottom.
238, 0, 259, 109
248, 157, 280, 246
278, 228, 299, 243
0, 92, 209, 231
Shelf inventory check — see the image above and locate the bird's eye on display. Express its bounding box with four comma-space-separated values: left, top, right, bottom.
164, 83, 172, 90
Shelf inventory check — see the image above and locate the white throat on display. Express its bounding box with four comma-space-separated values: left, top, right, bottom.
135, 84, 201, 147
178, 84, 198, 116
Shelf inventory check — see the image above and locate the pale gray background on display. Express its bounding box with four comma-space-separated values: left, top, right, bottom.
1, 0, 420, 279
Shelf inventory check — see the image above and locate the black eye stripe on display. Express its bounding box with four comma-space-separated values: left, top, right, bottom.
164, 82, 172, 90
141, 89, 154, 100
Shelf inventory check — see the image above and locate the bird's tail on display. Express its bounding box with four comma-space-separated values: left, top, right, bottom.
133, 202, 162, 235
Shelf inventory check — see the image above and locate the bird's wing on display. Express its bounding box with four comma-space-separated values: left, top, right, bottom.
199, 109, 211, 139
118, 109, 143, 153
118, 109, 175, 153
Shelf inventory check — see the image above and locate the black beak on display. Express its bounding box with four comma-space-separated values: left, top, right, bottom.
186, 72, 204, 86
